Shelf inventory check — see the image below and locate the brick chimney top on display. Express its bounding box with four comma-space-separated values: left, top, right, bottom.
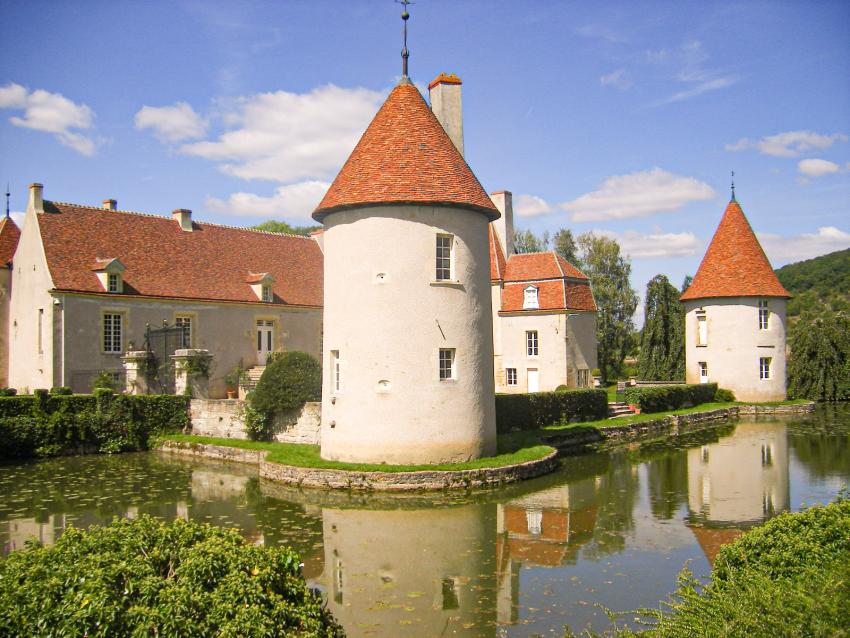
103, 199, 117, 210
172, 208, 193, 232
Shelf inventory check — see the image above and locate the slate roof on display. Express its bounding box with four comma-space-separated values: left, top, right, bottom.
0, 216, 21, 266
36, 201, 323, 307
681, 199, 791, 301
313, 81, 499, 221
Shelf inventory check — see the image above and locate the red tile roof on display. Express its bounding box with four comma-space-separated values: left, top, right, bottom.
0, 216, 21, 266
489, 226, 507, 282
681, 200, 791, 301
313, 81, 499, 221
494, 249, 596, 313
503, 252, 588, 282
37, 202, 323, 307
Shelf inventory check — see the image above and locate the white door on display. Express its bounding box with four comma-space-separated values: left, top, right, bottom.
527, 368, 539, 393
257, 320, 274, 365
699, 362, 709, 384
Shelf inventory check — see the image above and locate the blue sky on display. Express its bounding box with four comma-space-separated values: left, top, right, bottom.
1, 0, 848, 307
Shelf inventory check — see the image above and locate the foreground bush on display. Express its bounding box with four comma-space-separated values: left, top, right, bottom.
0, 391, 189, 460
0, 515, 343, 638
495, 388, 608, 432
622, 383, 717, 413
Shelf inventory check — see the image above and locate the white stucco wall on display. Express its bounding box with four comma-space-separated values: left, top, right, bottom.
320, 204, 497, 464
494, 311, 596, 393
684, 297, 787, 402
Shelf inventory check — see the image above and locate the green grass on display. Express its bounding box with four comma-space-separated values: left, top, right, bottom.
156, 432, 554, 473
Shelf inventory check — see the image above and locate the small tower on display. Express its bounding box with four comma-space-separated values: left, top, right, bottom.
312, 7, 499, 464
681, 188, 791, 401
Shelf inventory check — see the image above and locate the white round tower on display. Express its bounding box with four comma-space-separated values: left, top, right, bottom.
681, 196, 791, 402
313, 79, 499, 464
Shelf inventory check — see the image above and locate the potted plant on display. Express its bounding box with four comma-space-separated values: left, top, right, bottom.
225, 365, 243, 400
591, 368, 602, 388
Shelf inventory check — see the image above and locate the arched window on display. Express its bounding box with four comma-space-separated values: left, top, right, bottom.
523, 285, 539, 309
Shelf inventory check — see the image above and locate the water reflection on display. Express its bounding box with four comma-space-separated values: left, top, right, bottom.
2, 407, 849, 636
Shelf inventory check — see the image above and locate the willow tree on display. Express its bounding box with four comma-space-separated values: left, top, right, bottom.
638, 274, 685, 381
787, 312, 850, 400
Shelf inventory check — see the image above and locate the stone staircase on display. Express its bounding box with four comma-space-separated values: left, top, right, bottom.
239, 365, 265, 397
608, 402, 636, 418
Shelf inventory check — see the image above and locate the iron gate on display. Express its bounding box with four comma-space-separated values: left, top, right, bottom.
143, 321, 189, 394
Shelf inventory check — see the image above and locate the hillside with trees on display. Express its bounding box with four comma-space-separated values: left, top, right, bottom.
775, 248, 850, 318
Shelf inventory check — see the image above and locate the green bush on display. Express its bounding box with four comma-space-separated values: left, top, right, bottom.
0, 387, 17, 396
0, 393, 189, 460
495, 388, 608, 432
623, 383, 717, 413
50, 386, 72, 395
91, 370, 117, 392
714, 388, 736, 402
249, 352, 321, 436
0, 515, 343, 638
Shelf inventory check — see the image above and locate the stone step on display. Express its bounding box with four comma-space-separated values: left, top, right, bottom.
607, 401, 636, 418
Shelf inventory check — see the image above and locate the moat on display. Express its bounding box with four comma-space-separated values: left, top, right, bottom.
2, 405, 848, 637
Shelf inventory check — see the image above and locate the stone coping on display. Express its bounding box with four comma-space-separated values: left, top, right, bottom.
156, 440, 560, 492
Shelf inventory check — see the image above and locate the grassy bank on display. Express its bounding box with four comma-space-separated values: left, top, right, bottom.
156, 430, 553, 473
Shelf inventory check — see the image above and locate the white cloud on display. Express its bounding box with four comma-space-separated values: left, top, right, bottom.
561, 168, 715, 222
648, 40, 738, 106
180, 84, 384, 182
514, 194, 554, 217
725, 130, 847, 157
134, 102, 207, 142
0, 83, 97, 155
595, 229, 700, 259
205, 180, 330, 220
600, 69, 632, 90
654, 76, 738, 106
797, 158, 840, 178
758, 226, 850, 265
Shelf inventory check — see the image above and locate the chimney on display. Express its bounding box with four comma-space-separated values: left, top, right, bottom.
490, 191, 514, 256
102, 199, 117, 211
28, 182, 44, 214
429, 73, 464, 157
172, 208, 193, 232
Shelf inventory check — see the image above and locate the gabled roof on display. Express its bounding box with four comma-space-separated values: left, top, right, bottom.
36, 201, 322, 307
0, 216, 21, 266
494, 248, 596, 313
681, 199, 791, 301
313, 81, 499, 221
504, 252, 588, 282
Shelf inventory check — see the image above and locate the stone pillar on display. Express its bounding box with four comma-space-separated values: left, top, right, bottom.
172, 349, 212, 399
122, 350, 155, 395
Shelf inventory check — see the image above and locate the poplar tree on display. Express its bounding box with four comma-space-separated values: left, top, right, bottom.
638, 274, 685, 381
787, 312, 850, 400
553, 229, 580, 267
512, 229, 550, 253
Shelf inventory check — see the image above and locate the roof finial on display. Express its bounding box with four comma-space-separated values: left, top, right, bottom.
730, 171, 736, 202
4, 183, 9, 219
397, 0, 413, 79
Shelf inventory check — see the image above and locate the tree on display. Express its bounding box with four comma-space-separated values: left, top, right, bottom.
512, 228, 550, 253
638, 274, 685, 381
577, 232, 639, 383
553, 228, 581, 267
681, 274, 693, 293
787, 312, 850, 400
252, 220, 320, 236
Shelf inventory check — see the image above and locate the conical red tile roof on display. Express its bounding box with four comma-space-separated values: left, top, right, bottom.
681, 199, 791, 301
313, 81, 499, 221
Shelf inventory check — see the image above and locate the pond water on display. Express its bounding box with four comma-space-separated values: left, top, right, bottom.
2, 405, 849, 637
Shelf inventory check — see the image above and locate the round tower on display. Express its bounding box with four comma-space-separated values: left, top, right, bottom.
680, 195, 791, 402
312, 79, 499, 464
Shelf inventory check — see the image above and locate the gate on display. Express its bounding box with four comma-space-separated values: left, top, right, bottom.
143, 321, 188, 394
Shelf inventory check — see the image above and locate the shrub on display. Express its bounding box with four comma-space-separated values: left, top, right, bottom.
623, 383, 717, 413
50, 386, 72, 395
714, 388, 736, 402
250, 351, 321, 420
91, 370, 117, 392
495, 388, 608, 432
0, 387, 17, 396
555, 384, 569, 392
0, 515, 343, 637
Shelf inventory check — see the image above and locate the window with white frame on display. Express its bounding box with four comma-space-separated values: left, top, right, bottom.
699, 361, 708, 382
261, 284, 272, 302
175, 316, 192, 348
331, 350, 341, 393
107, 273, 119, 293
435, 234, 453, 281
439, 348, 456, 380
103, 313, 122, 353
758, 300, 769, 330
523, 285, 539, 309
696, 312, 707, 346
577, 369, 589, 387
759, 357, 772, 380
506, 368, 518, 386
526, 330, 539, 356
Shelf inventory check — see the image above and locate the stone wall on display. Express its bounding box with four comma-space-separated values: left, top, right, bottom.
188, 399, 321, 445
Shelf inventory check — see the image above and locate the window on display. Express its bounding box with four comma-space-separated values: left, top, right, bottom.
261, 284, 272, 302
526, 509, 543, 536
435, 234, 453, 281
439, 348, 456, 380
577, 369, 589, 388
699, 361, 708, 382
175, 316, 192, 348
506, 368, 518, 386
759, 357, 772, 380
696, 312, 707, 346
107, 273, 119, 293
758, 300, 769, 330
38, 308, 43, 354
526, 330, 539, 356
103, 313, 122, 353
331, 350, 341, 393
523, 286, 539, 310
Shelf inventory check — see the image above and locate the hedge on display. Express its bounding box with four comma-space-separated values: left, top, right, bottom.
0, 391, 189, 460
0, 515, 343, 637
495, 388, 608, 432
622, 383, 717, 413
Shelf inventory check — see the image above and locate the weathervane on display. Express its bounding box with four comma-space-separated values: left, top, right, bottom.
397, 0, 413, 78
731, 171, 736, 201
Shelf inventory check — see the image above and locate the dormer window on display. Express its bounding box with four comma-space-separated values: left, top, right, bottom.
262, 284, 272, 302
108, 273, 119, 293
247, 272, 275, 303
523, 285, 539, 310
92, 258, 125, 294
